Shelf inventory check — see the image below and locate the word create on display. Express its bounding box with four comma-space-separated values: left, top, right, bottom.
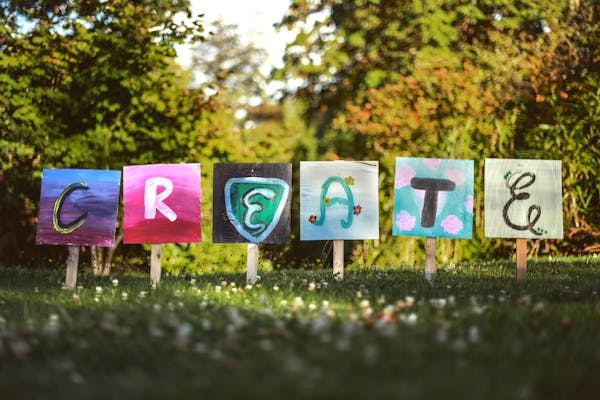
393, 158, 474, 239
213, 163, 292, 244
36, 169, 121, 246
485, 159, 563, 239
123, 164, 201, 244
300, 161, 379, 240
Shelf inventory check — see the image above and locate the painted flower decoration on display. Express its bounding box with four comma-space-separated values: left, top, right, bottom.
344, 176, 355, 186
323, 197, 331, 205
353, 205, 362, 215
309, 215, 317, 224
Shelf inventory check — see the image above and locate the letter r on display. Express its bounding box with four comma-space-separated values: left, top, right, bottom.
144, 177, 177, 222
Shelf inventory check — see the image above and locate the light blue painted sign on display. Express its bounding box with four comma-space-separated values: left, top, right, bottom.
300, 161, 379, 240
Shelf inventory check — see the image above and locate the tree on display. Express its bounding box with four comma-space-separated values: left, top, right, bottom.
0, 0, 216, 268
278, 0, 599, 263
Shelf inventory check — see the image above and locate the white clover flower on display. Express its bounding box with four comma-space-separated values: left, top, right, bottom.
293, 297, 304, 308
405, 296, 415, 307
95, 286, 103, 294
468, 325, 480, 343
201, 319, 211, 331
215, 286, 222, 292
308, 282, 316, 292
111, 279, 119, 287
382, 305, 395, 317
273, 285, 280, 291
435, 327, 448, 343
245, 284, 253, 291
280, 299, 288, 307
359, 299, 370, 309
308, 303, 317, 311
430, 298, 447, 310
190, 278, 196, 285
121, 292, 128, 301
322, 300, 330, 309
138, 291, 148, 299
400, 313, 418, 326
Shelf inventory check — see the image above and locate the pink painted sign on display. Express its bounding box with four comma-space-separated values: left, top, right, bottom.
123, 164, 201, 244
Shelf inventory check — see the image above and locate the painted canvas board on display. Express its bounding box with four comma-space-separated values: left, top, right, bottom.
484, 159, 563, 239
123, 164, 201, 244
36, 169, 121, 246
213, 163, 292, 244
393, 157, 474, 239
300, 161, 379, 240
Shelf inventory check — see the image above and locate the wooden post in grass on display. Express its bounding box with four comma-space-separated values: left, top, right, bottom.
424, 237, 437, 282
150, 244, 162, 286
333, 240, 344, 280
65, 245, 80, 290
247, 243, 259, 284
516, 238, 527, 281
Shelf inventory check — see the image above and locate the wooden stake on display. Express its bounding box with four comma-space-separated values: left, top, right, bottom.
516, 238, 527, 281
424, 237, 436, 282
247, 243, 258, 284
333, 240, 344, 280
150, 244, 162, 286
65, 245, 79, 290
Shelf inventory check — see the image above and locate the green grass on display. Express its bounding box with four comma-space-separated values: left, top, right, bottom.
1, 257, 600, 399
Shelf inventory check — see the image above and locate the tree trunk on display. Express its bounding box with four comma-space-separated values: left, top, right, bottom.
102, 228, 124, 276
91, 245, 103, 276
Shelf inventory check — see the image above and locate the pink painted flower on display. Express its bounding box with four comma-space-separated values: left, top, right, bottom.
423, 158, 442, 170
395, 164, 415, 188
441, 215, 463, 234
444, 169, 466, 185
464, 195, 473, 214
395, 210, 416, 231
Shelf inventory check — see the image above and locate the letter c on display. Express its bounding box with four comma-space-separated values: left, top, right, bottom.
52, 182, 89, 234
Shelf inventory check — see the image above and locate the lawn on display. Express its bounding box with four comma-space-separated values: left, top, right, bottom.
1, 258, 600, 399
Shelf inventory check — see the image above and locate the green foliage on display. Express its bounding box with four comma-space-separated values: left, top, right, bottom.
279, 0, 599, 264
0, 0, 214, 265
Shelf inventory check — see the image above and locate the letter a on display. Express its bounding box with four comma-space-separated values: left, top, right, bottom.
144, 177, 177, 222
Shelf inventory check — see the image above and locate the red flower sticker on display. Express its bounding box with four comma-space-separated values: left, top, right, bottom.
353, 205, 362, 215
309, 215, 317, 223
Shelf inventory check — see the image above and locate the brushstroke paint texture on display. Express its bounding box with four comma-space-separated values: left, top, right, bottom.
123, 164, 201, 244
393, 157, 474, 239
484, 159, 563, 239
300, 161, 379, 240
36, 169, 121, 246
213, 163, 292, 244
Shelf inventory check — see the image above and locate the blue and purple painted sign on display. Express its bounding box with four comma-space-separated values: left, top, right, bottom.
36, 169, 121, 246
393, 157, 474, 239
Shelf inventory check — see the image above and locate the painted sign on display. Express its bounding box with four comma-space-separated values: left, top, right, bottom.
393, 157, 474, 238
213, 163, 292, 243
300, 161, 379, 240
36, 169, 121, 246
484, 159, 563, 239
123, 164, 201, 244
